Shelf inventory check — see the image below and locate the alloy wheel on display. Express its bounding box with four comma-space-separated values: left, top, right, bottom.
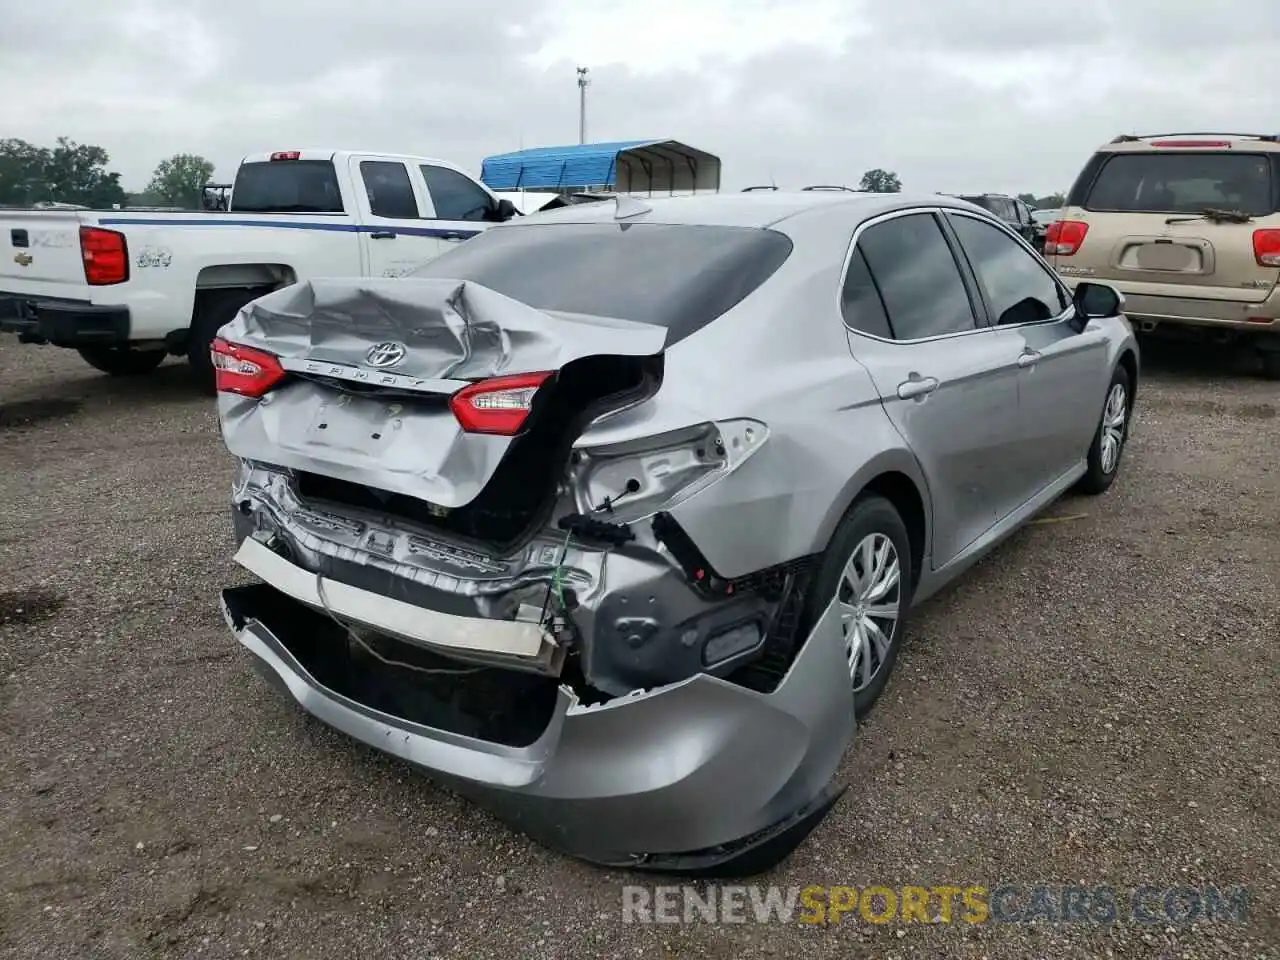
1100, 382, 1128, 475
839, 533, 901, 692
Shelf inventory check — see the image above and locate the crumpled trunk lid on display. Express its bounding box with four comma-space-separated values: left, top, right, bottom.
216, 277, 666, 519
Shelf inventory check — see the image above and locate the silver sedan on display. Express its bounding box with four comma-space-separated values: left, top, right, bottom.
213, 189, 1138, 876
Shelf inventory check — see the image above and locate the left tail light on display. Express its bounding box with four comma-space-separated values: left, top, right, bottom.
1044, 219, 1089, 256
449, 371, 552, 435
80, 226, 129, 285
211, 338, 287, 397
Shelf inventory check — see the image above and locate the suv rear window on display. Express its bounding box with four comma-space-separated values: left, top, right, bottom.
230, 160, 345, 214
407, 222, 793, 345
1083, 152, 1275, 216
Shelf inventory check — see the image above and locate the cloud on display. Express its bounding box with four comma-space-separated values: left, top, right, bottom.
2, 0, 1277, 197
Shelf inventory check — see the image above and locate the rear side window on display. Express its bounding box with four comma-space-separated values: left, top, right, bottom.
420, 165, 494, 221
230, 160, 344, 213
1084, 152, 1275, 216
840, 248, 893, 338
360, 161, 419, 219
408, 222, 793, 345
855, 213, 977, 340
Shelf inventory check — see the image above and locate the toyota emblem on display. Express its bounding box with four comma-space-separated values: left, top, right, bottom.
365, 341, 407, 368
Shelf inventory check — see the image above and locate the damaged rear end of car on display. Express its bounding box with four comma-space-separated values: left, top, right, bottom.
215, 220, 853, 875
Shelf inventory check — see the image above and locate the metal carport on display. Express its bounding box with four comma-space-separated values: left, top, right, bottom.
480, 140, 721, 195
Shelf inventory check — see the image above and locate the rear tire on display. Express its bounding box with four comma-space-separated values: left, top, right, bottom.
76, 346, 166, 377
802, 494, 913, 719
1076, 364, 1132, 495
1260, 350, 1280, 382
187, 288, 273, 394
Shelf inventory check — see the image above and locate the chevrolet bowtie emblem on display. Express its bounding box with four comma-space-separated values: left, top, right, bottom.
13, 252, 33, 267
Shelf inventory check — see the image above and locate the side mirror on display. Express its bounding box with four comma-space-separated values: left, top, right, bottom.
493, 198, 519, 222
1069, 282, 1123, 331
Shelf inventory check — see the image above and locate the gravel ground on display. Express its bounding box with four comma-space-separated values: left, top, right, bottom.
0, 334, 1277, 960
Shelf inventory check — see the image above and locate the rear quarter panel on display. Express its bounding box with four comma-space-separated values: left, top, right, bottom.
602, 210, 931, 580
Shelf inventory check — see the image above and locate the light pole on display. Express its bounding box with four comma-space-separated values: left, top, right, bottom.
577, 67, 590, 144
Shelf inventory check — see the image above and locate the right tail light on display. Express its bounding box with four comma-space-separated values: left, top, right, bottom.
1252, 229, 1280, 267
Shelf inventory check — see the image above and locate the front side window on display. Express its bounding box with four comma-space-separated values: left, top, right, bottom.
419, 165, 494, 221
855, 213, 978, 340
948, 213, 1068, 326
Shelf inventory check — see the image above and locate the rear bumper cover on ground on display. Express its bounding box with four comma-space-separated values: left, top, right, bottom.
0, 292, 129, 346
221, 582, 855, 875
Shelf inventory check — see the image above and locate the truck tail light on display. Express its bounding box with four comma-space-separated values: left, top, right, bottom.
80, 226, 129, 285
270, 151, 301, 161
1252, 229, 1280, 267
211, 338, 287, 397
449, 372, 552, 435
1045, 220, 1089, 256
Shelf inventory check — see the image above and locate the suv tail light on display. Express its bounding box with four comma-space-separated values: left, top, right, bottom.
80, 226, 129, 285
1044, 220, 1089, 256
1149, 140, 1232, 148
450, 372, 552, 435
1252, 229, 1280, 267
211, 338, 287, 397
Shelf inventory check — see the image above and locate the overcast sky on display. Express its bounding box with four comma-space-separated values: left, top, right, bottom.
3, 0, 1277, 196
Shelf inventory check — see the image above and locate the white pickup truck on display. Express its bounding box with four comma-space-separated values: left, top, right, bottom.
0, 149, 518, 389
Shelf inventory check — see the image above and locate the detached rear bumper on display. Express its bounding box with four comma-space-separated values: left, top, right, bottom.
222, 581, 854, 875
0, 292, 129, 346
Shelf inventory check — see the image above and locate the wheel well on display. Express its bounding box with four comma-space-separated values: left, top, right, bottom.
195, 262, 297, 292
1117, 348, 1138, 409
860, 471, 926, 588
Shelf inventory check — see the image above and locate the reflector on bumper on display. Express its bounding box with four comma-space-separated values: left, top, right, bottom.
233, 536, 552, 660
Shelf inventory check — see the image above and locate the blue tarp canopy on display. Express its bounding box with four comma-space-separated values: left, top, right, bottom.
480, 139, 721, 193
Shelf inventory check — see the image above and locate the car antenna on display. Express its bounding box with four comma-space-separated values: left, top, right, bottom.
614, 195, 651, 219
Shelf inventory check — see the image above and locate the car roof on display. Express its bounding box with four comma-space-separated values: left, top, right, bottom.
1095, 133, 1280, 154
502, 190, 985, 229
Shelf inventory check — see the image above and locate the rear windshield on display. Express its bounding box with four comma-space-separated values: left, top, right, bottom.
1083, 152, 1275, 216
956, 195, 997, 212
230, 160, 345, 214
407, 222, 793, 344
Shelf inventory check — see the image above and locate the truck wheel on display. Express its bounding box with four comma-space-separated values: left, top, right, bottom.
188, 288, 273, 394
77, 346, 166, 377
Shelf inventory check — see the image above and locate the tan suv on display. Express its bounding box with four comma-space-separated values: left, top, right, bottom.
1046, 132, 1280, 379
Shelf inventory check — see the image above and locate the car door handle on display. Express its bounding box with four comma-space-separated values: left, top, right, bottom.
897, 376, 939, 400
440, 232, 467, 242
1018, 350, 1042, 368
369, 230, 396, 240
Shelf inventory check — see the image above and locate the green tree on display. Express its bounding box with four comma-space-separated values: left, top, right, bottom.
1017, 192, 1037, 205
0, 138, 127, 207
858, 168, 902, 193
1034, 192, 1066, 208
0, 139, 53, 205
46, 138, 128, 207
147, 153, 216, 209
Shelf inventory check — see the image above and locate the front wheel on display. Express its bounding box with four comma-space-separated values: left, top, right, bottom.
1076, 364, 1132, 495
77, 346, 166, 377
803, 494, 913, 719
